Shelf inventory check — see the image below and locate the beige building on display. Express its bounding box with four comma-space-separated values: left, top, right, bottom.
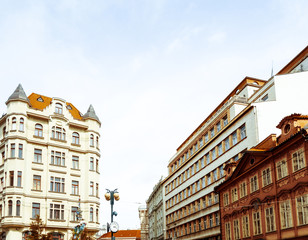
162, 45, 308, 240
146, 178, 165, 240
139, 205, 149, 240
0, 84, 101, 239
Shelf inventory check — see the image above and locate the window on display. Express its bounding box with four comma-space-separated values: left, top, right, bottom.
218, 143, 223, 156
233, 219, 240, 240
96, 208, 99, 222
9, 171, 14, 186
51, 151, 65, 166
16, 144, 23, 159
34, 124, 43, 137
225, 137, 230, 151
205, 134, 209, 142
72, 181, 79, 195
17, 171, 22, 187
33, 175, 41, 190
240, 125, 246, 140
225, 222, 231, 240
96, 136, 99, 148
202, 177, 206, 188
213, 169, 217, 181
206, 153, 210, 165
296, 194, 308, 225
19, 118, 24, 131
253, 211, 262, 235
209, 214, 213, 227
50, 204, 64, 220
199, 138, 204, 147
90, 181, 94, 195
72, 156, 79, 169
280, 200, 292, 229
8, 200, 13, 216
2, 126, 6, 138
11, 143, 15, 158
72, 132, 80, 145
220, 165, 224, 178
96, 159, 99, 172
232, 131, 238, 145
55, 103, 63, 114
239, 181, 247, 198
265, 206, 275, 232
207, 174, 211, 185
262, 168, 272, 187
277, 159, 288, 179
50, 177, 65, 193
250, 175, 258, 192
210, 128, 215, 138
293, 149, 305, 172
223, 193, 229, 206
208, 194, 212, 206
34, 149, 42, 163
51, 126, 66, 141
231, 188, 238, 202
223, 115, 228, 126
96, 183, 99, 197
12, 117, 17, 130
90, 134, 94, 146
215, 212, 219, 225
32, 203, 40, 218
90, 207, 94, 222
216, 122, 221, 132
71, 206, 78, 221
90, 157, 94, 170
16, 200, 21, 216
242, 215, 250, 238
212, 148, 216, 159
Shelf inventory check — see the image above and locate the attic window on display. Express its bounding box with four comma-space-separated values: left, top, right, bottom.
284, 124, 291, 134
37, 96, 44, 102
66, 105, 72, 110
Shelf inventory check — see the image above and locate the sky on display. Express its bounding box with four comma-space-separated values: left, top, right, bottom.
0, 0, 307, 230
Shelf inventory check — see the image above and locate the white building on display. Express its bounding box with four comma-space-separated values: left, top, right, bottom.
163, 46, 308, 240
146, 177, 165, 240
0, 85, 101, 240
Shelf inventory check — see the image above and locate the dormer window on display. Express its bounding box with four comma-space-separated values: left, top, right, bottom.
37, 96, 44, 102
284, 124, 291, 134
55, 103, 63, 114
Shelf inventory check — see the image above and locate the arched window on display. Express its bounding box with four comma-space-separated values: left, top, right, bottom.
12, 117, 16, 130
19, 118, 24, 131
96, 208, 99, 222
16, 200, 21, 216
52, 127, 66, 141
55, 103, 63, 114
90, 134, 94, 146
96, 136, 99, 148
72, 132, 80, 145
90, 207, 93, 222
8, 200, 13, 216
35, 124, 43, 137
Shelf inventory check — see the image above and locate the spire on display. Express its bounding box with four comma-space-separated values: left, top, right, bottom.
6, 84, 30, 105
83, 104, 100, 123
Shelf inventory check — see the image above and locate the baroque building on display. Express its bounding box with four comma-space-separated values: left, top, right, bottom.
162, 45, 308, 240
216, 114, 308, 240
0, 85, 101, 239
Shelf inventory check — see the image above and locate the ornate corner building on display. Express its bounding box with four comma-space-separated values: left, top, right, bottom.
0, 85, 101, 239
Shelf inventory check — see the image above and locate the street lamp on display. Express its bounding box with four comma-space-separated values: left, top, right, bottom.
105, 189, 120, 240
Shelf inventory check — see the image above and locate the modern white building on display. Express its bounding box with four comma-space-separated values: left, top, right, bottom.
146, 177, 165, 240
162, 46, 308, 240
0, 85, 101, 240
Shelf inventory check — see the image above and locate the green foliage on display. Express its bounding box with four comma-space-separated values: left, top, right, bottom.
27, 215, 51, 240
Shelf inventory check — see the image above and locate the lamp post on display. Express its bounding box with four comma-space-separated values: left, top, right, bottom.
105, 189, 120, 240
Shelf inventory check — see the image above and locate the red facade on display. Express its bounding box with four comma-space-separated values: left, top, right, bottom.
216, 114, 308, 240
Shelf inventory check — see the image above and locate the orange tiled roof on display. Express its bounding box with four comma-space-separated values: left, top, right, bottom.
99, 230, 141, 239
28, 93, 82, 120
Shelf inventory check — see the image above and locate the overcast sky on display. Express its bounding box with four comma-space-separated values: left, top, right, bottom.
0, 0, 307, 230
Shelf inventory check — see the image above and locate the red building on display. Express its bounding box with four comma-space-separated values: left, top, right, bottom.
215, 114, 308, 240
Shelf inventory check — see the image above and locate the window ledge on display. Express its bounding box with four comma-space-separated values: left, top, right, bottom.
70, 194, 80, 197
71, 143, 81, 147
33, 135, 44, 139
71, 168, 80, 171
32, 162, 43, 165
48, 219, 65, 222
48, 191, 66, 194
50, 138, 67, 143
50, 164, 67, 168
32, 189, 43, 192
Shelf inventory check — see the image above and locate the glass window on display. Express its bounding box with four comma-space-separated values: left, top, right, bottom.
12, 117, 17, 130
225, 222, 231, 240
265, 206, 275, 232
72, 181, 79, 195
218, 143, 223, 156
225, 137, 230, 151
51, 151, 65, 166
50, 204, 64, 220
210, 128, 215, 138
9, 171, 14, 186
250, 175, 258, 192
240, 125, 246, 140
72, 132, 80, 145
296, 194, 308, 225
232, 131, 238, 145
277, 159, 288, 179
199, 138, 204, 147
33, 175, 41, 190
239, 182, 247, 198
213, 169, 217, 181
90, 207, 94, 222
205, 134, 209, 142
52, 126, 66, 141
18, 144, 23, 158
55, 103, 63, 114
231, 187, 238, 202
8, 200, 13, 216
207, 173, 211, 185
16, 200, 21, 216
34, 124, 43, 137
32, 203, 40, 218
253, 211, 262, 235
90, 134, 94, 146
19, 118, 24, 131
262, 168, 272, 187
90, 181, 94, 195
11, 143, 15, 158
90, 157, 94, 170
72, 156, 79, 169
212, 148, 216, 160
280, 200, 292, 229
34, 149, 42, 163
223, 115, 228, 127
71, 206, 78, 221
206, 153, 210, 165
220, 165, 224, 178
216, 122, 221, 132
242, 215, 250, 238
17, 171, 22, 187
293, 149, 305, 172
233, 219, 240, 240
50, 177, 65, 193
223, 193, 229, 206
